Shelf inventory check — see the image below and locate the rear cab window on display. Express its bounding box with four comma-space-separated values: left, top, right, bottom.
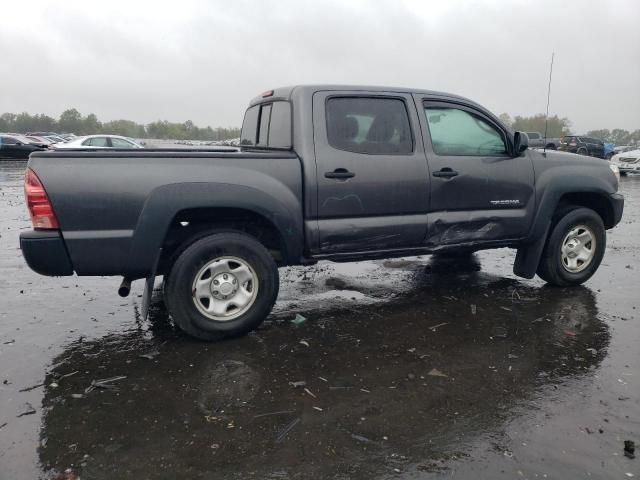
240, 101, 292, 149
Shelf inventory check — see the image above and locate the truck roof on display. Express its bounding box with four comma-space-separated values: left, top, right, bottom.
249, 84, 476, 107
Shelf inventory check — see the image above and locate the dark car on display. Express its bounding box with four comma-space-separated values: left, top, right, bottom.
19, 85, 623, 341
0, 134, 47, 159
559, 135, 605, 158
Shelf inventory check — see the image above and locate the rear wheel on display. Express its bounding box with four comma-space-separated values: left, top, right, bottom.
536, 207, 606, 286
164, 232, 279, 341
577, 147, 588, 155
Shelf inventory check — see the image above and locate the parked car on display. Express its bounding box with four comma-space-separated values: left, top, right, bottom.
26, 131, 60, 137
0, 134, 47, 159
53, 135, 144, 149
524, 132, 560, 150
20, 85, 623, 341
25, 136, 55, 147
558, 135, 605, 158
611, 149, 640, 175
26, 132, 69, 143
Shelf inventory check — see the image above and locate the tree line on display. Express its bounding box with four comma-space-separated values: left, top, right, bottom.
498, 113, 640, 145
2, 108, 639, 145
0, 109, 240, 141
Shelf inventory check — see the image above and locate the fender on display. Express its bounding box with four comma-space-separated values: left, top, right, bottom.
514, 164, 618, 279
125, 182, 304, 278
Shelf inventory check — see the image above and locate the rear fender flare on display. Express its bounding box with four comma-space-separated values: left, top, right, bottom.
126, 182, 303, 277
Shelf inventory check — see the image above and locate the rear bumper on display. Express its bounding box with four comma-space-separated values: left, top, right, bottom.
20, 230, 74, 276
610, 193, 624, 227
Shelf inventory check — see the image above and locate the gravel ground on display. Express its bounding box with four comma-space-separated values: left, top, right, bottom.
0, 161, 638, 479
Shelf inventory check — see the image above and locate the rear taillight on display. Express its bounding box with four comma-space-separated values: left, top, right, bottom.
24, 168, 59, 229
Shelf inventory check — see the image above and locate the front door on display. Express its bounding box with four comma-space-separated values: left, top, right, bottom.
313, 91, 429, 253
416, 98, 535, 246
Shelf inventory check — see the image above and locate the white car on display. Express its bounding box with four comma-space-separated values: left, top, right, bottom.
53, 135, 144, 149
611, 149, 640, 175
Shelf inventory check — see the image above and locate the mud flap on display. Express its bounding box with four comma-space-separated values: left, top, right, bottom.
141, 248, 162, 321
513, 223, 550, 279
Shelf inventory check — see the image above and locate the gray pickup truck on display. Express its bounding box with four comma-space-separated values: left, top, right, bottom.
525, 132, 560, 150
20, 85, 624, 340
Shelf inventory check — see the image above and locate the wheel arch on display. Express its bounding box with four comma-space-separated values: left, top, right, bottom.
514, 174, 616, 279
125, 182, 303, 279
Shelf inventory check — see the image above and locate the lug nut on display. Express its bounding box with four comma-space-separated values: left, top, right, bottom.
223, 274, 228, 280
213, 280, 219, 285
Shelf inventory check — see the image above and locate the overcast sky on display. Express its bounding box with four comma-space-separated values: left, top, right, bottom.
1, 0, 638, 133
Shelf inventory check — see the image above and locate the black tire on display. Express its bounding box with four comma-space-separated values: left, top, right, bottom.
577, 147, 588, 155
164, 232, 279, 341
536, 207, 606, 287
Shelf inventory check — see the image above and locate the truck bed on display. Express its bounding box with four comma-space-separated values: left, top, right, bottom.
27, 149, 304, 277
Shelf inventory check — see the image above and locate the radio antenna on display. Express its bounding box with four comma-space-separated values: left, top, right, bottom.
543, 52, 555, 154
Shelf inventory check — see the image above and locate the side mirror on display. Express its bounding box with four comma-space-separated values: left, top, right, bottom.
513, 131, 529, 156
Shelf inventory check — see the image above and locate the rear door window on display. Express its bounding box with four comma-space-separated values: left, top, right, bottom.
111, 137, 135, 148
83, 137, 109, 147
325, 97, 413, 155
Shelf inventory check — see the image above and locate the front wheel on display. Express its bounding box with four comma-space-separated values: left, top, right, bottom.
164, 232, 279, 341
536, 207, 606, 286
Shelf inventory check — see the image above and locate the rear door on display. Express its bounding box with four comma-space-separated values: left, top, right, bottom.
415, 97, 535, 245
313, 91, 429, 253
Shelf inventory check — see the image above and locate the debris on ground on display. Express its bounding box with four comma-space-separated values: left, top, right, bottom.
427, 368, 448, 378
291, 314, 307, 325
253, 410, 295, 419
351, 433, 373, 443
138, 350, 160, 360
299, 340, 310, 347
500, 306, 512, 312
429, 322, 448, 332
360, 388, 371, 393
624, 440, 636, 459
313, 406, 323, 412
71, 394, 83, 399
50, 382, 59, 388
16, 402, 36, 418
564, 330, 577, 337
303, 387, 316, 398
275, 417, 300, 443
318, 376, 328, 382
288, 380, 306, 388
470, 304, 477, 315
18, 382, 45, 392
491, 327, 508, 339
84, 375, 127, 394
0, 422, 7, 430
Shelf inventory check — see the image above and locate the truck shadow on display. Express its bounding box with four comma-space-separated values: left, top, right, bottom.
38, 255, 609, 479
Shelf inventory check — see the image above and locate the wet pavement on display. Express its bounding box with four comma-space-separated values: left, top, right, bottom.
0, 160, 638, 479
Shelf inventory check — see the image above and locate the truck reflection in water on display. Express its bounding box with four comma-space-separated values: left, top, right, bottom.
39, 254, 609, 479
